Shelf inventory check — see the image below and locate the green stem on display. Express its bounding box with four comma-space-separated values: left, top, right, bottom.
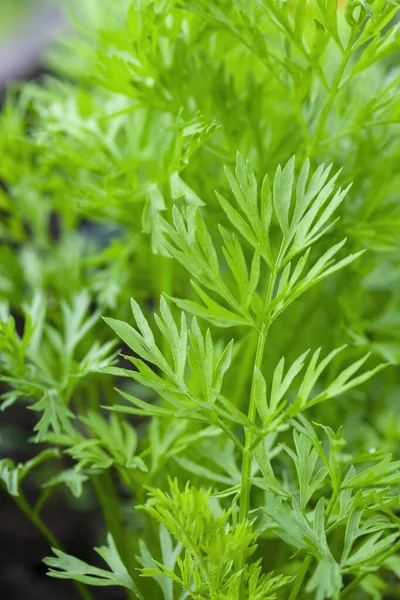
238, 320, 268, 527
288, 555, 312, 600
217, 417, 244, 452
92, 472, 135, 600
13, 492, 92, 600
92, 472, 126, 557
339, 574, 362, 598
15, 492, 60, 547
237, 271, 277, 590
307, 46, 353, 159
325, 486, 340, 520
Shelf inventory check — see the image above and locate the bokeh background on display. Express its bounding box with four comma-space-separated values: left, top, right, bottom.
0, 3, 122, 599
0, 0, 65, 89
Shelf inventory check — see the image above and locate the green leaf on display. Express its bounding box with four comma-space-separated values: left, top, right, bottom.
273, 155, 295, 235
168, 293, 250, 328
172, 455, 235, 485
45, 534, 144, 597
136, 526, 181, 600
45, 468, 88, 498
30, 390, 75, 442
254, 366, 269, 424
342, 455, 400, 489
306, 557, 342, 600
270, 350, 310, 411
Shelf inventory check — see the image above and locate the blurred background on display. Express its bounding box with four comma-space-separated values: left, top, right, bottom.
0, 3, 122, 599
0, 0, 65, 90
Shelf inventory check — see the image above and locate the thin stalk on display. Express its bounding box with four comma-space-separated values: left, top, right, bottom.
325, 486, 340, 520
238, 320, 268, 527
13, 492, 92, 600
339, 574, 362, 598
14, 492, 61, 548
91, 472, 135, 600
217, 417, 244, 452
288, 554, 313, 600
92, 472, 125, 557
307, 39, 355, 158
237, 270, 277, 589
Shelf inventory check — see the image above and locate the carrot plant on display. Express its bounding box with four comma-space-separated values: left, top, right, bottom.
1, 1, 400, 598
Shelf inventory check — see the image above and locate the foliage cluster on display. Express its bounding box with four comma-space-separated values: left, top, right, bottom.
1, 1, 400, 598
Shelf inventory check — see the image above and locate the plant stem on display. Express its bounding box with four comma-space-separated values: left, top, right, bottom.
14, 492, 60, 547
237, 320, 268, 592
325, 486, 340, 520
92, 471, 136, 600
237, 271, 277, 589
307, 49, 352, 158
92, 472, 125, 555
238, 320, 268, 527
91, 472, 136, 600
13, 492, 92, 600
339, 575, 362, 598
288, 555, 312, 600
